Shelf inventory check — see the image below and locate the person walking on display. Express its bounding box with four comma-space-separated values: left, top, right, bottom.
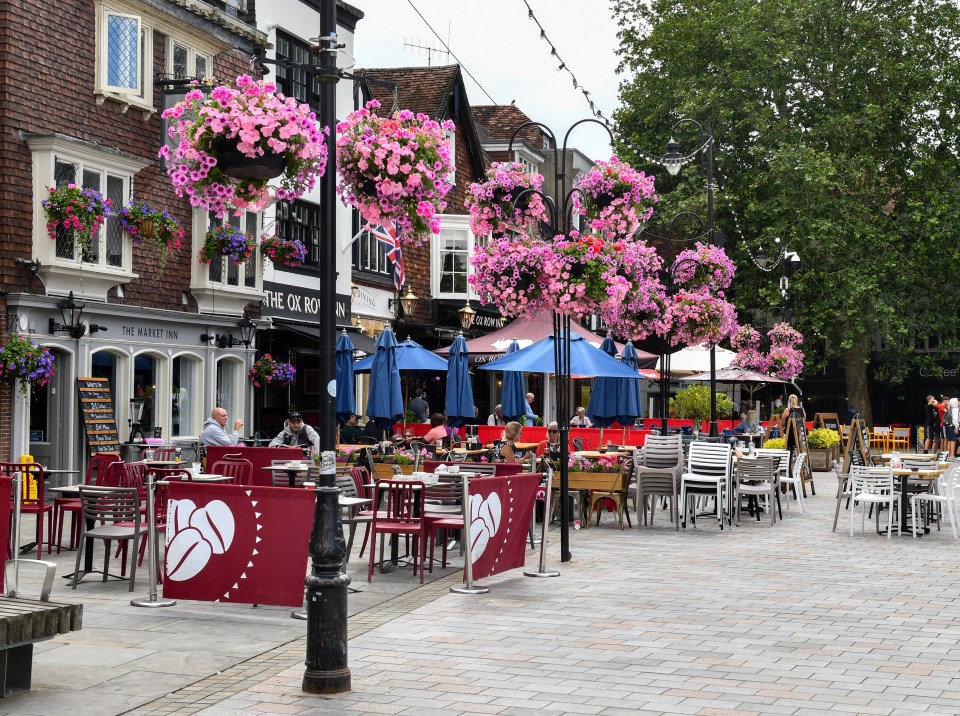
269, 411, 320, 452
523, 392, 538, 426
200, 407, 243, 446
945, 398, 959, 458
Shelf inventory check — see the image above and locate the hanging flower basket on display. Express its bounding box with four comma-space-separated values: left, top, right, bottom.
119, 201, 184, 271
602, 240, 670, 340
0, 334, 56, 397
768, 322, 803, 347
666, 289, 738, 348
336, 99, 455, 245
249, 354, 296, 388
260, 234, 307, 267
465, 162, 547, 237
549, 232, 634, 318
767, 343, 804, 380
671, 242, 736, 292
199, 225, 256, 264
41, 183, 111, 251
571, 158, 657, 237
468, 235, 562, 318
159, 75, 330, 218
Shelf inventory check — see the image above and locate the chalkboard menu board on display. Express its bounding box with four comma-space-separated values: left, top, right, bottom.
841, 417, 871, 472
814, 413, 841, 432
785, 411, 812, 492
77, 377, 120, 455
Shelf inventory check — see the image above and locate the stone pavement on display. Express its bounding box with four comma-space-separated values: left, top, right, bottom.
7, 470, 960, 715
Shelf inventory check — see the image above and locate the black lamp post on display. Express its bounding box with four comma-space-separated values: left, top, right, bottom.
506, 118, 615, 564
662, 119, 722, 437
302, 0, 350, 695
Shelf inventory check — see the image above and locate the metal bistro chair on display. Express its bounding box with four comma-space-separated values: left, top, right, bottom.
679, 442, 733, 530
734, 456, 780, 526
911, 464, 960, 539
848, 465, 897, 539
71, 486, 143, 592
55, 452, 122, 553
367, 480, 428, 584
209, 457, 253, 485
0, 462, 53, 559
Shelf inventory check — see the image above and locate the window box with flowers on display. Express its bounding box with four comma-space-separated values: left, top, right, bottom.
199, 225, 256, 265
260, 235, 307, 268
370, 448, 424, 478
0, 334, 56, 397
119, 201, 183, 272
41, 183, 112, 257
248, 354, 295, 389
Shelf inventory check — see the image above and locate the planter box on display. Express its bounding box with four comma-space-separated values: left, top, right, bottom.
371, 462, 414, 480
807, 445, 839, 471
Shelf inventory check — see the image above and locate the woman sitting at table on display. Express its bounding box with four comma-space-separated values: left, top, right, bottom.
569, 407, 593, 428
423, 413, 448, 445
493, 421, 523, 463
735, 410, 762, 435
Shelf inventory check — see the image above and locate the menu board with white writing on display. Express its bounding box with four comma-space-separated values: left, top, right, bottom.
77, 377, 120, 454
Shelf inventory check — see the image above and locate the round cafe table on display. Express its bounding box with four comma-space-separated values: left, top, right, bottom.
889, 462, 951, 536
260, 462, 311, 488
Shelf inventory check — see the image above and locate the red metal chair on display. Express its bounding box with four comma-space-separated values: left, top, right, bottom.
350, 466, 375, 557
0, 462, 53, 559
209, 458, 253, 485
367, 480, 427, 584
55, 452, 122, 552
152, 447, 177, 460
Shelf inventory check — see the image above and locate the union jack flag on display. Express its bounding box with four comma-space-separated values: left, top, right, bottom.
366, 222, 405, 291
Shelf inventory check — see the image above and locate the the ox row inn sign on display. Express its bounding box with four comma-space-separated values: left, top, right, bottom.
262, 281, 351, 326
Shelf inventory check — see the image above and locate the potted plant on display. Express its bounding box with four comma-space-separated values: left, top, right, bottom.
571, 157, 657, 237
336, 99, 455, 245
260, 234, 307, 267
199, 225, 256, 265
370, 448, 424, 479
119, 201, 184, 271
248, 354, 296, 388
763, 437, 786, 450
41, 183, 112, 252
0, 334, 56, 396
160, 75, 329, 218
807, 427, 841, 470
465, 161, 548, 237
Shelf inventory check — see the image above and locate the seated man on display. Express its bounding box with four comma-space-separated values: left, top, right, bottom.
200, 407, 243, 446
269, 411, 320, 452
340, 413, 364, 443
536, 422, 562, 460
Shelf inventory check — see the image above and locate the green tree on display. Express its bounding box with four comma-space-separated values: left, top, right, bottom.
671, 385, 733, 424
613, 0, 960, 424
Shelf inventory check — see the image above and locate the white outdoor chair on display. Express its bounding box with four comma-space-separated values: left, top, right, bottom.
754, 448, 801, 512
849, 465, 897, 539
632, 435, 684, 530
734, 455, 779, 526
911, 465, 960, 539
680, 441, 732, 530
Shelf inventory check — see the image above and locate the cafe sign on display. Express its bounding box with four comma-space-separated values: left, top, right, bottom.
262, 282, 351, 326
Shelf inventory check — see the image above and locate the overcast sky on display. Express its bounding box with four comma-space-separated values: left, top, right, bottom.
348, 0, 623, 161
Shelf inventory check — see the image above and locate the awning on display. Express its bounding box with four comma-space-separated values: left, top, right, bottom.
268, 319, 379, 355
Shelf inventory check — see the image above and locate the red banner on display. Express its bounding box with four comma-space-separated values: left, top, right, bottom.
467, 473, 540, 581
162, 483, 314, 607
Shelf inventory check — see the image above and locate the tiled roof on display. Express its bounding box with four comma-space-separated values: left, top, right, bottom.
472, 104, 543, 148
355, 65, 460, 120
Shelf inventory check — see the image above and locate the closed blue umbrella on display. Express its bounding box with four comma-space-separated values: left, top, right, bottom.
444, 333, 474, 428
335, 329, 356, 426
479, 333, 641, 379
365, 327, 404, 432
500, 340, 527, 422
587, 335, 620, 430
616, 343, 644, 435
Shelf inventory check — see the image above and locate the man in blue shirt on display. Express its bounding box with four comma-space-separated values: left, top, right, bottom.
524, 392, 538, 426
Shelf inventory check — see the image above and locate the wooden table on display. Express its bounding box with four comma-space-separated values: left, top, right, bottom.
514, 442, 539, 451
881, 453, 937, 463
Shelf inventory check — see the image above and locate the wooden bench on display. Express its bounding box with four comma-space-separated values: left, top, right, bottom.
0, 597, 82, 696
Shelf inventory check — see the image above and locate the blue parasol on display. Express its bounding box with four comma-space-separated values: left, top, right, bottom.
499, 340, 527, 422
444, 333, 474, 428
478, 333, 642, 379
335, 330, 356, 426
365, 327, 404, 432
616, 342, 644, 431
586, 334, 620, 429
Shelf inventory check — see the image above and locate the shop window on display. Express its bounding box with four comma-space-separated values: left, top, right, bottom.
172, 355, 199, 438
276, 199, 321, 267
275, 30, 319, 112
134, 354, 157, 434
216, 357, 243, 425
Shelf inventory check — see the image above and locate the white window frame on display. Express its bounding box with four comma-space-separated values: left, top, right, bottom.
27, 134, 149, 300
95, 1, 154, 111
431, 214, 482, 300
445, 128, 456, 186
514, 150, 538, 175
167, 38, 213, 81
191, 209, 265, 316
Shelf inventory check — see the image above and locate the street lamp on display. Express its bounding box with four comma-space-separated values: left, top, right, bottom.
507, 117, 615, 564
662, 118, 722, 436
458, 301, 476, 331
388, 285, 418, 318
49, 291, 86, 339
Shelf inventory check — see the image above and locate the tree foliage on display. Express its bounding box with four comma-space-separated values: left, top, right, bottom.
613, 0, 960, 422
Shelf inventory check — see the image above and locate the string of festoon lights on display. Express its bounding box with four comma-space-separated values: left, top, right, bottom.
523, 0, 776, 261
